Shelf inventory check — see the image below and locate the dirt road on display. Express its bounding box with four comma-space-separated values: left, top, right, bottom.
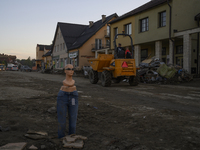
0, 71, 200, 150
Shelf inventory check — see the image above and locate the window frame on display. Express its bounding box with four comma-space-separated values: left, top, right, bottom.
140, 17, 149, 32
162, 47, 166, 56
159, 11, 166, 27
124, 23, 132, 35
95, 39, 102, 50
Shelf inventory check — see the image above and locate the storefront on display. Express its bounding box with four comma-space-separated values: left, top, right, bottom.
69, 51, 79, 67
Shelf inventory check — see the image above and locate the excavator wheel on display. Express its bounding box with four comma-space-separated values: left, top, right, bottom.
101, 70, 112, 87
89, 69, 99, 84
129, 70, 139, 86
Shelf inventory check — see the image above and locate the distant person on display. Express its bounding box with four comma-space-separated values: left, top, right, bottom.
115, 43, 125, 59
125, 47, 132, 59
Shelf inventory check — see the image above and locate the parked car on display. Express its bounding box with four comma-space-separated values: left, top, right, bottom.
0, 64, 6, 71
6, 67, 12, 71
6, 63, 15, 71
20, 65, 32, 72
11, 65, 18, 71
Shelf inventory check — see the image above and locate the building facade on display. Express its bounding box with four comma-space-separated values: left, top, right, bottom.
52, 14, 117, 70
35, 44, 52, 69
110, 0, 200, 74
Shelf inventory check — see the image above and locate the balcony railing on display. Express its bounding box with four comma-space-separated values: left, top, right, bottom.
91, 43, 110, 50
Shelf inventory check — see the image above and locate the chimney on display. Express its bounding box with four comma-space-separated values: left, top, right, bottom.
89, 21, 94, 28
102, 15, 106, 22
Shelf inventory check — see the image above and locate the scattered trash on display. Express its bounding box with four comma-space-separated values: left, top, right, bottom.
29, 145, 38, 150
47, 106, 56, 114
81, 95, 91, 98
0, 142, 27, 150
93, 107, 98, 109
27, 130, 48, 136
24, 130, 48, 140
0, 126, 10, 132
63, 139, 84, 149
138, 56, 193, 84
62, 134, 87, 149
24, 134, 47, 140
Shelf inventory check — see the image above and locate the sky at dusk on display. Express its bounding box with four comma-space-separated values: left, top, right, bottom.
0, 0, 150, 60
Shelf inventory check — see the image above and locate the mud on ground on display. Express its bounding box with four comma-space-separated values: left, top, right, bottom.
0, 71, 200, 150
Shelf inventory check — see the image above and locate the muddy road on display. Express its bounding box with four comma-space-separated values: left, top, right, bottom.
0, 71, 200, 150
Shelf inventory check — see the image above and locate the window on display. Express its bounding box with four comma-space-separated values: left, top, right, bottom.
57, 45, 59, 52
106, 40, 110, 47
125, 23, 132, 35
140, 17, 149, 32
63, 43, 65, 50
141, 49, 148, 61
57, 33, 59, 39
114, 27, 118, 38
159, 11, 166, 27
176, 45, 183, 54
162, 47, 166, 55
60, 44, 62, 51
106, 26, 110, 36
56, 59, 59, 68
95, 39, 102, 50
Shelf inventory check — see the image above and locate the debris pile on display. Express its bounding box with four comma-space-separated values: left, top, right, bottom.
138, 57, 193, 84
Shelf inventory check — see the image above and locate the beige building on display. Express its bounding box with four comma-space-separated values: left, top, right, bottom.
110, 0, 200, 74
52, 14, 117, 70
35, 44, 52, 69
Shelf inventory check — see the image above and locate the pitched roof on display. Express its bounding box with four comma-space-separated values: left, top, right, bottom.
52, 13, 118, 51
68, 13, 117, 50
43, 50, 52, 57
58, 23, 88, 49
110, 0, 168, 24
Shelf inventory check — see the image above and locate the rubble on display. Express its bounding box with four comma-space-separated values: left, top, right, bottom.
62, 134, 87, 149
138, 57, 193, 84
0, 142, 27, 150
24, 130, 48, 140
29, 145, 38, 150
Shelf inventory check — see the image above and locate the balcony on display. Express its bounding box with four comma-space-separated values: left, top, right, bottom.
91, 43, 110, 51
104, 30, 110, 37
